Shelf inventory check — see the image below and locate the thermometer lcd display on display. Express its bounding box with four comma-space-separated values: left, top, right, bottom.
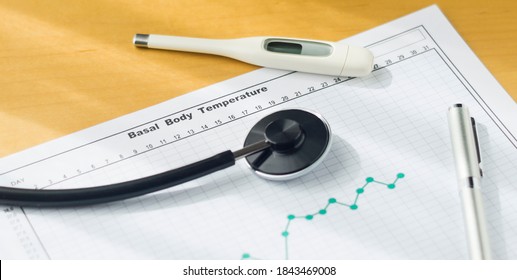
266, 41, 303, 54
264, 39, 333, 56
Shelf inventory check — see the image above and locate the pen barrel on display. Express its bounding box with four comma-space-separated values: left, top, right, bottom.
448, 104, 491, 259
459, 183, 492, 260
447, 106, 482, 180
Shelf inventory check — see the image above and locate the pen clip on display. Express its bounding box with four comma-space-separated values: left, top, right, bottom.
470, 117, 483, 177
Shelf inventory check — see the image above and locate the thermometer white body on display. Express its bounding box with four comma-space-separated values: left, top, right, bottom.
133, 34, 374, 77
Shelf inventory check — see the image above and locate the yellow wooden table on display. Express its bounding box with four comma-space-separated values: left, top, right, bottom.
1, 0, 516, 157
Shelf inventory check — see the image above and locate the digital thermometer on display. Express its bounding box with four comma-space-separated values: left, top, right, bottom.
133, 34, 374, 77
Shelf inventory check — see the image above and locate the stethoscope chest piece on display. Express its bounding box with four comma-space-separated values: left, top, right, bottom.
244, 109, 332, 180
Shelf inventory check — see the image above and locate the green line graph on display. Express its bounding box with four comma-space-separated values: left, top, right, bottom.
242, 173, 405, 260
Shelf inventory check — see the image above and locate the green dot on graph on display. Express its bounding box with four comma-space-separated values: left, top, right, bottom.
242, 253, 250, 259
356, 188, 364, 194
328, 198, 337, 203
350, 204, 358, 210
366, 177, 374, 183
397, 173, 405, 178
305, 215, 314, 220
388, 184, 396, 189
319, 209, 327, 215
287, 214, 296, 220
282, 231, 289, 237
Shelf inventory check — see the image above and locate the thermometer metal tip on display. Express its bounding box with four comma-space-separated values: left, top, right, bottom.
133, 33, 149, 47
132, 33, 374, 77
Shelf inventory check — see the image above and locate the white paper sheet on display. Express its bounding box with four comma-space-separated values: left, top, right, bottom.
2, 5, 517, 259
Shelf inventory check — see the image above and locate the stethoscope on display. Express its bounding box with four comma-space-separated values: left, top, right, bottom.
0, 109, 332, 207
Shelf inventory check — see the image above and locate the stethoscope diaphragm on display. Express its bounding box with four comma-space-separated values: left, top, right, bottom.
244, 109, 332, 180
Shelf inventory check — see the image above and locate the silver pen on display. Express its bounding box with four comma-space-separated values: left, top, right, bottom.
447, 104, 491, 260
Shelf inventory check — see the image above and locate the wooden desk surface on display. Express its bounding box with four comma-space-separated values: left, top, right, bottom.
1, 0, 516, 157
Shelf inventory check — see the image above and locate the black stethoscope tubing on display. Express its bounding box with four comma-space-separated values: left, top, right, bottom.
0, 109, 331, 207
